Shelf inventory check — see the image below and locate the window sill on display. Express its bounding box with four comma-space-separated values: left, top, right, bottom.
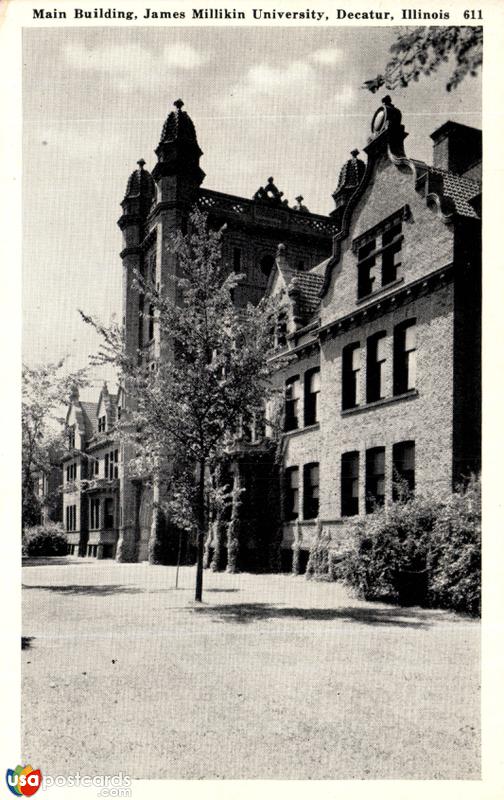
341, 389, 418, 416
356, 277, 404, 305
283, 422, 320, 437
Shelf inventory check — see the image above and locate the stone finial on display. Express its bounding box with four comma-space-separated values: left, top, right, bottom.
296, 195, 303, 204
174, 99, 184, 110
137, 158, 146, 169
351, 149, 360, 158
381, 95, 392, 105
69, 384, 79, 402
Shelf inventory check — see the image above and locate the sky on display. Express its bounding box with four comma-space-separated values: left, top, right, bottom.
22, 25, 482, 401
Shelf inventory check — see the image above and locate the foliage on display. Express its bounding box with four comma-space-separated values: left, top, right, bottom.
22, 359, 87, 529
336, 496, 441, 603
81, 209, 281, 597
23, 523, 68, 557
363, 26, 482, 93
428, 475, 481, 615
321, 477, 480, 615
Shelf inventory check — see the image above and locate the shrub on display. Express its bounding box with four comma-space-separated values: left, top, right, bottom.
336, 497, 441, 605
23, 523, 68, 557
333, 477, 481, 615
428, 475, 481, 615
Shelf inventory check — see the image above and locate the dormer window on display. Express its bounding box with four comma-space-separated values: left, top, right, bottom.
354, 207, 408, 300
98, 416, 106, 433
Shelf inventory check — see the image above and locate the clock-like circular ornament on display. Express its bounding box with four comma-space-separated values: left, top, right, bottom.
371, 106, 386, 134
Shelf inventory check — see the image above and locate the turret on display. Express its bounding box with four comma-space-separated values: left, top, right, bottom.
151, 99, 205, 204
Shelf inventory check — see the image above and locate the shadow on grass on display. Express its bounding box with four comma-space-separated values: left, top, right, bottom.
23, 557, 95, 567
191, 602, 445, 628
22, 584, 144, 596
205, 588, 240, 593
22, 636, 35, 650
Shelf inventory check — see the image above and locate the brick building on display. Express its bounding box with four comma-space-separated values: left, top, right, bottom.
62, 97, 481, 569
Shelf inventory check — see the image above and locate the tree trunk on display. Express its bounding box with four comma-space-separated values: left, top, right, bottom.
194, 460, 206, 602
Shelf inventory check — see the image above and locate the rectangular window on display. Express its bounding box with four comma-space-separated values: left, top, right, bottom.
284, 376, 300, 432
104, 498, 114, 529
66, 463, 77, 482
367, 332, 387, 402
68, 427, 75, 450
276, 313, 287, 348
233, 247, 241, 272
92, 458, 99, 477
366, 447, 385, 512
66, 505, 76, 532
98, 416, 106, 433
342, 343, 361, 409
284, 467, 299, 521
304, 368, 320, 426
393, 320, 417, 394
357, 239, 377, 298
90, 498, 100, 530
341, 452, 359, 516
355, 213, 404, 298
381, 222, 402, 285
393, 441, 415, 499
303, 463, 319, 520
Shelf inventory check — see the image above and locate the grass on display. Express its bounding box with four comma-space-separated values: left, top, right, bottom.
22, 559, 480, 779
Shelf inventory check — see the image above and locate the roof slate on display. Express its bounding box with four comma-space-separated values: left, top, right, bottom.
428, 167, 481, 219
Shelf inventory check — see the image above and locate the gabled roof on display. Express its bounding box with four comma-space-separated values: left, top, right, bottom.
79, 402, 98, 439
289, 271, 324, 324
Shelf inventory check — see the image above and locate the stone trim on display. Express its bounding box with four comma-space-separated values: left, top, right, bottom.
351, 204, 411, 253
282, 422, 320, 439
341, 389, 418, 417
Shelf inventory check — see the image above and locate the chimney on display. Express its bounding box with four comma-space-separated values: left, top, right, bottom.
430, 121, 482, 178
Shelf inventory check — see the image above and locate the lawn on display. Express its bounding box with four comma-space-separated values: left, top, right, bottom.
22, 559, 480, 780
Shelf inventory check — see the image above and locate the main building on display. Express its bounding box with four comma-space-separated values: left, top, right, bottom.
62, 97, 481, 571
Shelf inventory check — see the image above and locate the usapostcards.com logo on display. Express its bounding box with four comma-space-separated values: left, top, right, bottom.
6, 765, 42, 797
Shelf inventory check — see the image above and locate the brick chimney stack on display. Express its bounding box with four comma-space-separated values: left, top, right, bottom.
430, 121, 482, 180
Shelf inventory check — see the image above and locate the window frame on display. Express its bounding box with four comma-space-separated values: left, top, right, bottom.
366, 331, 387, 403
341, 451, 360, 517
284, 375, 301, 432
393, 319, 417, 395
304, 367, 320, 426
392, 440, 416, 500
303, 462, 320, 520
342, 342, 361, 410
284, 466, 300, 521
365, 446, 386, 513
353, 206, 409, 300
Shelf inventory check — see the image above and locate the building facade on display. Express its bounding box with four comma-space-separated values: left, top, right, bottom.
63, 97, 481, 570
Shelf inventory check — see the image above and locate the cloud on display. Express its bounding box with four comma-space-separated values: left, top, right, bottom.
63, 42, 208, 91
221, 59, 355, 123
310, 48, 342, 65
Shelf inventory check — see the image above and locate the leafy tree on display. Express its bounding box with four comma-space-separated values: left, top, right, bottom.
82, 209, 281, 600
362, 26, 482, 93
22, 359, 87, 528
